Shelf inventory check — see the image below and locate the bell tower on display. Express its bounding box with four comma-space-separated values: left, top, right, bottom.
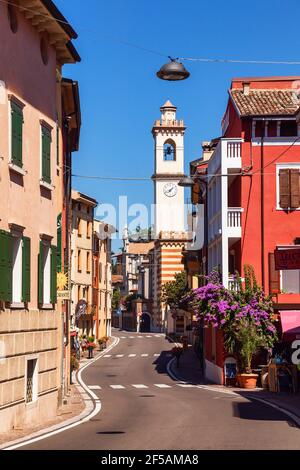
150, 101, 188, 333
152, 100, 185, 237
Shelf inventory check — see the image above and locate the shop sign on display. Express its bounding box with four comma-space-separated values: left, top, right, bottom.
274, 248, 300, 270
57, 290, 71, 300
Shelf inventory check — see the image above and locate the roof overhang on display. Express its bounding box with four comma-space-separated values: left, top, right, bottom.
19, 0, 80, 64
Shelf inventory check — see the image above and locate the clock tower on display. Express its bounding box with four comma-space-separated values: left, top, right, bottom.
152, 100, 185, 237
150, 102, 188, 332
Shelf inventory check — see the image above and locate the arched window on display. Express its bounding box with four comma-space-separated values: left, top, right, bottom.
163, 139, 176, 161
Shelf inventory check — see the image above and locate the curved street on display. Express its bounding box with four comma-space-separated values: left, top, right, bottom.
16, 329, 300, 451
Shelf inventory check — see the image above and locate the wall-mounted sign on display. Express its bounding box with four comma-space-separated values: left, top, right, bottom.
57, 290, 71, 300
275, 248, 300, 270
75, 299, 88, 321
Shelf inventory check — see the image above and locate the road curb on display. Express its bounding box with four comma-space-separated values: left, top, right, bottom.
166, 349, 300, 427
1, 336, 120, 450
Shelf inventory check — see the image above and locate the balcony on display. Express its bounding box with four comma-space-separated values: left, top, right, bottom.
227, 207, 243, 238
224, 140, 242, 170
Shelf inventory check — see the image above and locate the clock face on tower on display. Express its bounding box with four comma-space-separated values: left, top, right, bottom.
163, 182, 177, 197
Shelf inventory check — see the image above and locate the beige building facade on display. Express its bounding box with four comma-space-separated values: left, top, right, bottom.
0, 1, 79, 433
71, 191, 97, 337
94, 221, 114, 339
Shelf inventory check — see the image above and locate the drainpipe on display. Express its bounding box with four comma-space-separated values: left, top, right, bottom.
261, 122, 265, 291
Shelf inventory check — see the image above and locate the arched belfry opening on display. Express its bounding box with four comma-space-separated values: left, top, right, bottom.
163, 139, 176, 161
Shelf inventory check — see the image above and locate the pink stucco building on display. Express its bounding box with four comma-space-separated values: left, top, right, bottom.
0, 1, 80, 433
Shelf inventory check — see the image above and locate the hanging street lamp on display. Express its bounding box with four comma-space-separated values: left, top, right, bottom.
178, 175, 195, 187
156, 58, 190, 81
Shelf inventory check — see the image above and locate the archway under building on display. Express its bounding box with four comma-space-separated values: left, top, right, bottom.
139, 312, 151, 332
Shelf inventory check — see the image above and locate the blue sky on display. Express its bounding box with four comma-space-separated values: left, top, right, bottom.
56, 0, 300, 250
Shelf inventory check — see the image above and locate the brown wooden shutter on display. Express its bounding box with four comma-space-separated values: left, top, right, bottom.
290, 169, 300, 209
279, 169, 290, 209
269, 252, 280, 294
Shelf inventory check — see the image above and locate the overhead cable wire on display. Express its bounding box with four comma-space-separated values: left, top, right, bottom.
3, 0, 300, 66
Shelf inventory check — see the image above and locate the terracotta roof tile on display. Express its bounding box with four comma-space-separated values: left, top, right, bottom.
230, 89, 300, 116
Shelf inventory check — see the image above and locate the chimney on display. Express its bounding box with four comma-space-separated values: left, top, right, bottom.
243, 82, 250, 95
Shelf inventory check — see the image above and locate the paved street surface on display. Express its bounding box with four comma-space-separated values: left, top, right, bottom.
20, 330, 300, 450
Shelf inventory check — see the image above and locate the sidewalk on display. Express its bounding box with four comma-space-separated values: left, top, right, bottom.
0, 340, 114, 447
0, 383, 85, 446
169, 345, 300, 422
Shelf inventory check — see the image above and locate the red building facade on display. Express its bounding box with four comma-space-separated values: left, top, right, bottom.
204, 76, 300, 384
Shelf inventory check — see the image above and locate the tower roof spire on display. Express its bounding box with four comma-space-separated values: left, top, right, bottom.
160, 100, 177, 111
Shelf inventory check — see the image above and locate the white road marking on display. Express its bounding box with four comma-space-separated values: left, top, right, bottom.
153, 353, 160, 357
120, 336, 127, 339
141, 354, 149, 357
146, 335, 152, 338
132, 384, 148, 389
129, 336, 135, 338
103, 354, 111, 358
137, 336, 143, 338
110, 385, 125, 389
154, 384, 172, 388
116, 354, 124, 357
128, 354, 136, 357
89, 385, 102, 390
176, 384, 196, 388
155, 334, 163, 337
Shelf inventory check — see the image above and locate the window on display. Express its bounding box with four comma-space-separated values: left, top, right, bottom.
57, 214, 62, 272
0, 230, 30, 303
87, 221, 92, 239
7, 3, 18, 33
99, 262, 102, 282
77, 218, 82, 237
77, 250, 81, 272
11, 101, 23, 168
41, 125, 52, 183
281, 269, 300, 294
40, 37, 49, 65
38, 241, 56, 306
280, 121, 297, 137
77, 285, 81, 301
278, 167, 300, 209
86, 251, 91, 273
26, 358, 38, 403
163, 140, 176, 161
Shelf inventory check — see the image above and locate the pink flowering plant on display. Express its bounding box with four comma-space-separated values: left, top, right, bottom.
183, 266, 277, 373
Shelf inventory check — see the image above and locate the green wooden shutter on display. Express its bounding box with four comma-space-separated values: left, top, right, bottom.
22, 236, 31, 303
0, 230, 13, 302
11, 103, 23, 167
50, 245, 57, 304
57, 214, 62, 272
38, 241, 44, 305
41, 126, 51, 183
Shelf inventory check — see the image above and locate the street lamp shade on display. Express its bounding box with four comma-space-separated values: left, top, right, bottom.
178, 175, 195, 187
156, 59, 190, 81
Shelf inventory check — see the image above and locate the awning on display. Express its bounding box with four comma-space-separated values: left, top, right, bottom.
280, 310, 300, 341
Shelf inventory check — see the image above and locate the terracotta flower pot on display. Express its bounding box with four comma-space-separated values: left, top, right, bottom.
237, 373, 258, 389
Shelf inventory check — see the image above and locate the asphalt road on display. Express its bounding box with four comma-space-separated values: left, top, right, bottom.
19, 329, 300, 450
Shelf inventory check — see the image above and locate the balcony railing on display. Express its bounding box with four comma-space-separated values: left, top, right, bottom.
227, 208, 243, 228
226, 141, 241, 160
228, 276, 244, 292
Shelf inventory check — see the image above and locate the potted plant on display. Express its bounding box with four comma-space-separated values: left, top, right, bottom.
87, 336, 97, 358
97, 338, 104, 350
172, 346, 183, 368
184, 267, 277, 389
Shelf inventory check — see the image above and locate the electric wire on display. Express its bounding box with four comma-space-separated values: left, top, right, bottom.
3, 0, 300, 66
